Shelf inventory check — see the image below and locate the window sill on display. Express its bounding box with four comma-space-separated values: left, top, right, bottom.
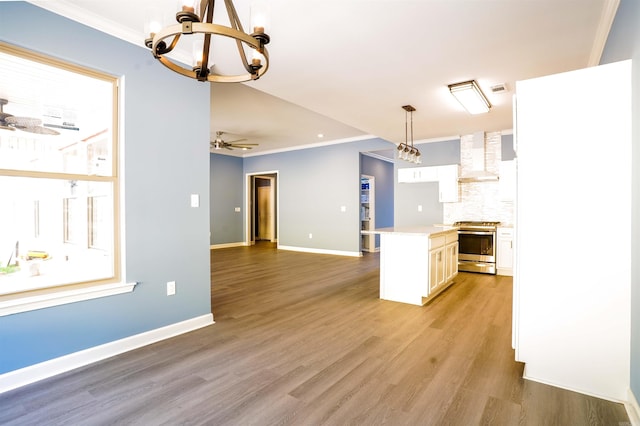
0, 281, 137, 316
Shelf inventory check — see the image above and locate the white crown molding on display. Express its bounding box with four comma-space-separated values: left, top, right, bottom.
588, 0, 621, 66
362, 151, 395, 163
26, 1, 191, 65
241, 134, 379, 157
28, 1, 141, 45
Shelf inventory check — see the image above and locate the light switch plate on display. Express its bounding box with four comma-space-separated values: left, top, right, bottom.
190, 194, 199, 208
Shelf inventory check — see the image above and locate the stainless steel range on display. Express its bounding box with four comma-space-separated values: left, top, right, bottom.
453, 221, 500, 274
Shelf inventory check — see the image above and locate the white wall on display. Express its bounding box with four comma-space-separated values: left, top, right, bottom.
514, 60, 631, 401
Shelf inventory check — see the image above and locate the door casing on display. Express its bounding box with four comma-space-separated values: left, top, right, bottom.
246, 171, 278, 245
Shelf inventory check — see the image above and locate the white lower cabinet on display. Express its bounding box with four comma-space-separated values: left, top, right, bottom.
445, 240, 458, 282
428, 231, 458, 294
429, 247, 445, 292
496, 227, 513, 276
377, 228, 459, 306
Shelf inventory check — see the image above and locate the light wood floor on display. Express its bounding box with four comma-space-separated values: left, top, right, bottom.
1, 242, 630, 425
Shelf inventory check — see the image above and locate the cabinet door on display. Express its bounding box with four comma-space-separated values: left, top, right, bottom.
445, 242, 458, 281
398, 166, 438, 183
496, 227, 513, 272
438, 164, 459, 202
429, 248, 446, 291
496, 237, 513, 270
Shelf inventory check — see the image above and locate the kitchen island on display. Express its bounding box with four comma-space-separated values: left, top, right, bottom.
362, 225, 458, 305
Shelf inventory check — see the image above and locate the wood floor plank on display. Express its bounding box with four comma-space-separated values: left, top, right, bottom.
0, 243, 630, 425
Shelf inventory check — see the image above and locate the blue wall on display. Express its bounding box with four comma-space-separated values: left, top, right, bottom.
501, 134, 516, 160
394, 139, 460, 226
210, 153, 243, 245
243, 138, 392, 253
0, 3, 211, 373
600, 0, 640, 404
361, 155, 394, 248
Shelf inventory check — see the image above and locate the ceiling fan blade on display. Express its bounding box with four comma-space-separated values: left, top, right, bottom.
5, 116, 43, 127
18, 126, 60, 135
225, 138, 248, 144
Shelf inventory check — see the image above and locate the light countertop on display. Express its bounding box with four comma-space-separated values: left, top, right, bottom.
361, 225, 458, 237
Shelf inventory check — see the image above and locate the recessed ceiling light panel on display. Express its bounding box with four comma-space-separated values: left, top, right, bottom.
448, 80, 491, 114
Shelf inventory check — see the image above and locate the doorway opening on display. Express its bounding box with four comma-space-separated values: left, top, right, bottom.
246, 172, 278, 245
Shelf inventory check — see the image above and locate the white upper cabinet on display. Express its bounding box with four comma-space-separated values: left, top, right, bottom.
437, 164, 459, 202
398, 164, 459, 203
397, 166, 439, 183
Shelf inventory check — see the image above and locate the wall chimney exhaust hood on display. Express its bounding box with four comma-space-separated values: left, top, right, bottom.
458, 131, 499, 182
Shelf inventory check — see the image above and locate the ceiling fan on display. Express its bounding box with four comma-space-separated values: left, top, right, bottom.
210, 131, 258, 151
0, 98, 60, 135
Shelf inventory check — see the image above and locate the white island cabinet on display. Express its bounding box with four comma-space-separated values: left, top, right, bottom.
363, 226, 458, 306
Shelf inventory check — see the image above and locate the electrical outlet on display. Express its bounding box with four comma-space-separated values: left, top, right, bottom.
308, 233, 313, 239
340, 206, 346, 212
190, 194, 199, 208
167, 281, 176, 296
234, 207, 241, 212
418, 205, 423, 212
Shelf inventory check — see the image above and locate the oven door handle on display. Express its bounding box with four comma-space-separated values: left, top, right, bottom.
458, 230, 495, 236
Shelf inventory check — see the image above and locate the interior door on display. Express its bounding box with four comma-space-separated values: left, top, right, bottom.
253, 175, 276, 242
257, 184, 272, 240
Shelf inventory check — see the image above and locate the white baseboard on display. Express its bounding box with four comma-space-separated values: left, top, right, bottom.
626, 388, 640, 426
210, 242, 248, 249
0, 313, 214, 394
522, 369, 627, 404
278, 245, 362, 257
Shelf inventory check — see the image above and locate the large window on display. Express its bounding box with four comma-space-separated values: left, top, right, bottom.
0, 43, 121, 304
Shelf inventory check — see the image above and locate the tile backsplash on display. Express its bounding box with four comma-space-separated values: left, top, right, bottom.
443, 131, 514, 225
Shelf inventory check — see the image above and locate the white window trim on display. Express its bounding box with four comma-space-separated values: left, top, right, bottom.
0, 281, 137, 316
0, 44, 130, 317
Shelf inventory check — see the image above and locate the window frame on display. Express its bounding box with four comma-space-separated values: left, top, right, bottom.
0, 42, 134, 316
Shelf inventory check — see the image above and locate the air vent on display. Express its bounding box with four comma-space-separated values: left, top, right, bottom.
490, 83, 508, 94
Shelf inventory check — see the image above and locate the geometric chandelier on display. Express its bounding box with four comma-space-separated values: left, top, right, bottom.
145, 0, 270, 83
396, 105, 422, 164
